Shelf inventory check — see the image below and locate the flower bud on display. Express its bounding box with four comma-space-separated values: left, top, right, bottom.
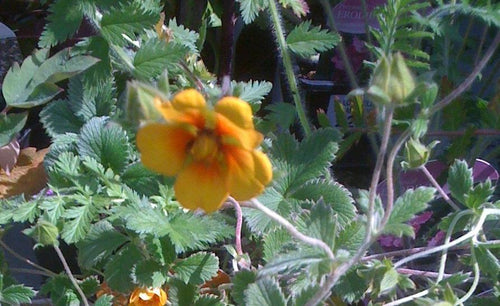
125, 82, 167, 126
23, 220, 59, 246
402, 138, 438, 169
367, 53, 416, 106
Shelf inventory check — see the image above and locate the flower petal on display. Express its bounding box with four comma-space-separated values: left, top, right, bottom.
137, 124, 194, 176
252, 150, 273, 185
174, 162, 229, 213
224, 147, 265, 201
172, 88, 206, 111
215, 96, 254, 129
155, 98, 206, 129
216, 114, 262, 150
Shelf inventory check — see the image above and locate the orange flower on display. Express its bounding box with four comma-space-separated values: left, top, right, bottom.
137, 89, 272, 213
129, 287, 167, 306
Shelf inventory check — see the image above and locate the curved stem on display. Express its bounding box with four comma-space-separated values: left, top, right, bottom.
0, 239, 57, 277
381, 128, 410, 229
54, 245, 89, 306
228, 197, 243, 256
420, 165, 460, 211
243, 199, 334, 261
267, 0, 311, 136
458, 242, 480, 304
385, 289, 430, 306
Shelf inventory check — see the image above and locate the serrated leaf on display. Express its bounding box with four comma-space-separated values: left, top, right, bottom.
231, 80, 273, 112
286, 21, 340, 58
292, 179, 356, 228
168, 278, 196, 306
265, 102, 297, 130
464, 180, 493, 209
244, 277, 286, 306
123, 206, 233, 253
94, 294, 114, 306
194, 294, 224, 306
122, 162, 160, 196
333, 268, 368, 304
100, 4, 159, 46
305, 199, 337, 248
77, 117, 130, 174
168, 18, 200, 54
379, 268, 399, 293
66, 75, 116, 121
104, 244, 143, 292
232, 270, 257, 305
279, 0, 309, 16
474, 246, 500, 281
448, 160, 473, 205
260, 249, 326, 277
77, 221, 128, 269
1, 284, 36, 305
0, 113, 28, 147
238, 0, 268, 24
39, 100, 84, 137
336, 220, 365, 255
384, 187, 435, 237
61, 202, 98, 244
133, 38, 188, 80
263, 229, 292, 262
77, 36, 113, 89
133, 259, 167, 288
39, 0, 83, 48
172, 252, 219, 285
243, 187, 290, 233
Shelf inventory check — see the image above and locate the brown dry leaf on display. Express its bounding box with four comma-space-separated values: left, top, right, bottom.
0, 147, 49, 199
0, 139, 20, 175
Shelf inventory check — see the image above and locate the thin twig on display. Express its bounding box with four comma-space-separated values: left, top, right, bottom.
54, 245, 89, 306
227, 197, 243, 256
242, 199, 334, 261
0, 239, 56, 277
396, 268, 452, 279
420, 165, 460, 211
9, 267, 54, 277
362, 244, 468, 261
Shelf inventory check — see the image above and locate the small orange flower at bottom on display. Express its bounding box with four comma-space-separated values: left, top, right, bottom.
137, 89, 273, 213
129, 287, 167, 306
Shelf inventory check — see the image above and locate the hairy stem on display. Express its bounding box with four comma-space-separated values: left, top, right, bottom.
228, 197, 243, 256
267, 0, 312, 136
54, 245, 89, 306
243, 199, 334, 260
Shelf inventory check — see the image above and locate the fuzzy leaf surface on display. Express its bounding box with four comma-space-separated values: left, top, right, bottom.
172, 252, 219, 285
286, 21, 340, 58
244, 277, 286, 306
447, 160, 473, 205
39, 0, 83, 47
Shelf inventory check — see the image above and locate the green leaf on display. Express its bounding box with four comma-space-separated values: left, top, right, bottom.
244, 277, 287, 306
384, 187, 435, 237
77, 117, 130, 174
474, 246, 500, 281
336, 220, 366, 255
133, 259, 167, 288
286, 21, 340, 58
39, 0, 83, 47
133, 38, 188, 80
94, 294, 113, 306
167, 278, 196, 306
104, 244, 143, 293
66, 75, 116, 121
0, 113, 28, 147
77, 37, 113, 89
123, 206, 233, 253
238, 0, 268, 24
464, 180, 494, 210
279, 0, 308, 16
61, 194, 101, 243
263, 229, 292, 262
243, 187, 290, 233
39, 100, 84, 137
292, 179, 356, 228
172, 252, 219, 285
231, 80, 273, 112
260, 249, 327, 276
168, 18, 200, 54
231, 270, 257, 305
0, 283, 36, 305
77, 221, 128, 269
379, 267, 399, 293
448, 160, 473, 205
333, 268, 368, 304
122, 163, 160, 196
3, 48, 98, 108
10, 199, 40, 223
100, 3, 159, 46
304, 199, 337, 249
264, 102, 297, 130
194, 294, 224, 306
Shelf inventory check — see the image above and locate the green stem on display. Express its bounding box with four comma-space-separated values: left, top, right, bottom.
267, 0, 311, 136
